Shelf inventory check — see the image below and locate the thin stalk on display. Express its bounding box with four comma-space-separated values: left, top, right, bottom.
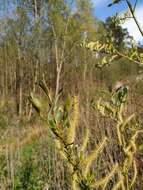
126, 0, 143, 37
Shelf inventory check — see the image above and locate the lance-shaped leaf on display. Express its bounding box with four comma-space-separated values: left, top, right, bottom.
55, 106, 63, 124
29, 92, 42, 114
38, 80, 52, 106
108, 0, 122, 7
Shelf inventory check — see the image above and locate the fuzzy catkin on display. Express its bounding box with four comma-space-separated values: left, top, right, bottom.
67, 96, 79, 144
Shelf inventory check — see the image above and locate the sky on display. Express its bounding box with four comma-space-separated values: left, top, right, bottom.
92, 0, 143, 43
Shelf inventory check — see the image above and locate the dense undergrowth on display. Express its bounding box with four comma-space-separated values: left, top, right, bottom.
0, 79, 143, 189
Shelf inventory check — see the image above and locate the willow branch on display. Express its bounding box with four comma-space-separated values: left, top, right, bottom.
125, 0, 143, 37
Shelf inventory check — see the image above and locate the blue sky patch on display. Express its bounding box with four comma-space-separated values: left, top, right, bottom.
92, 0, 143, 43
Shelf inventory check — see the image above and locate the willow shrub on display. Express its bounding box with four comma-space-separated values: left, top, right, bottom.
29, 80, 142, 190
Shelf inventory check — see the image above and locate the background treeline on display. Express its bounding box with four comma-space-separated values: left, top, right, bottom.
0, 0, 143, 189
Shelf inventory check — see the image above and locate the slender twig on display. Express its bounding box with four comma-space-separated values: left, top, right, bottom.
114, 49, 143, 65
133, 0, 138, 12
125, 0, 143, 37
90, 47, 143, 65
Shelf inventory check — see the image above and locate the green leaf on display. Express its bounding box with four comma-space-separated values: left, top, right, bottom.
38, 80, 52, 106
29, 92, 42, 114
108, 0, 122, 7
55, 106, 63, 124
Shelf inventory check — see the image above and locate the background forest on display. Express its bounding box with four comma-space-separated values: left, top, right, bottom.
0, 0, 143, 189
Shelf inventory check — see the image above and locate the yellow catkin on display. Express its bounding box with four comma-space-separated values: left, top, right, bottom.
121, 114, 135, 132
130, 159, 137, 188
123, 152, 133, 173
116, 123, 123, 146
82, 137, 108, 177
67, 96, 79, 144
54, 139, 67, 160
112, 180, 123, 190
92, 163, 118, 189
112, 170, 125, 190
79, 128, 89, 154
72, 173, 79, 190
